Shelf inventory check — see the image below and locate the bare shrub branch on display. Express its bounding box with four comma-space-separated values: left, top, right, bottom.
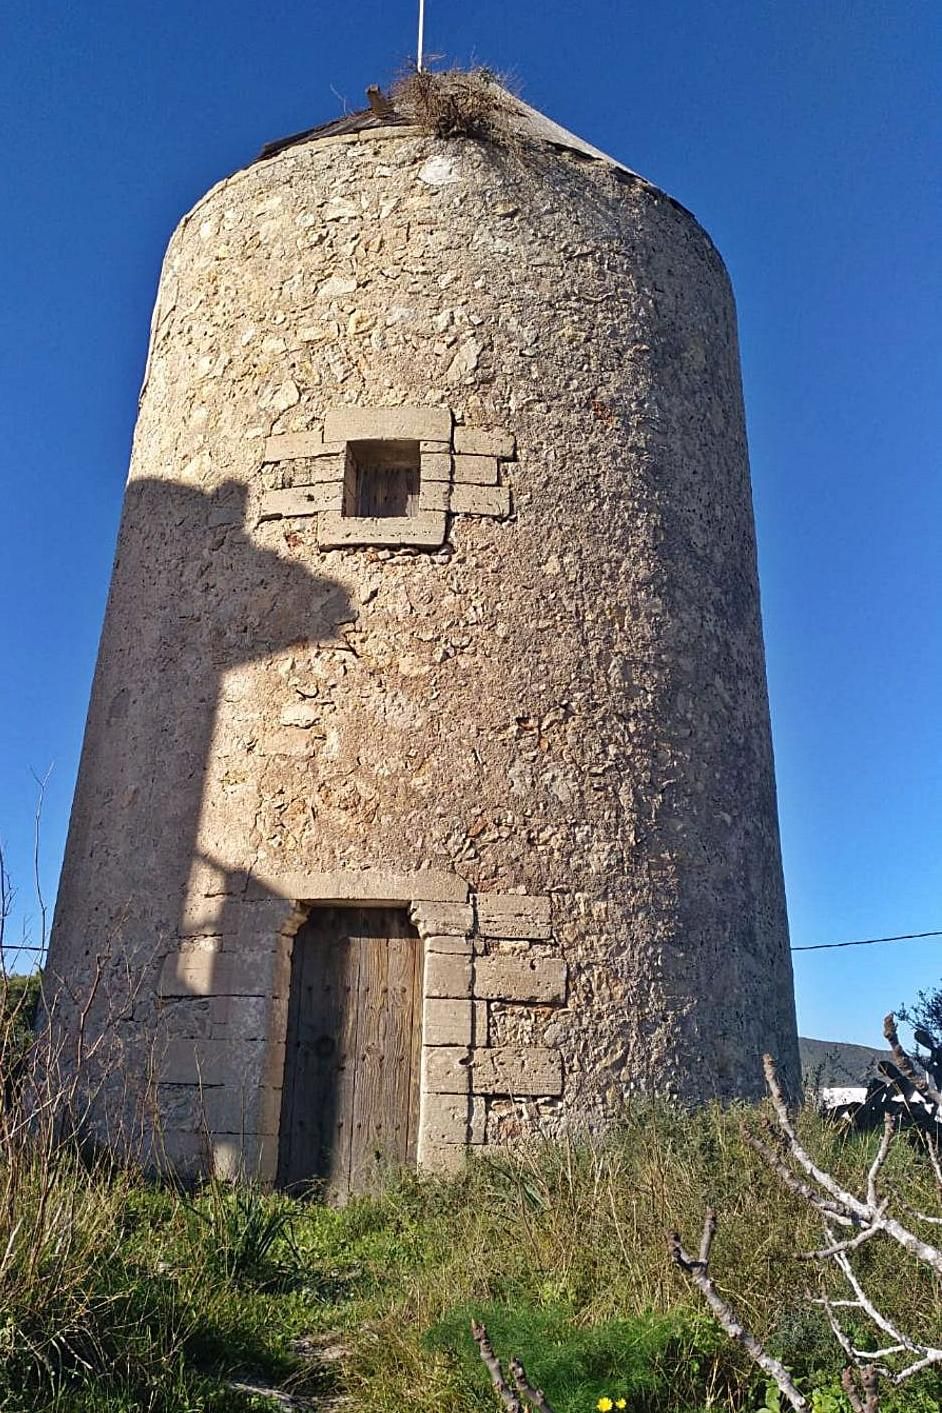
884, 1013, 942, 1111
671, 1045, 942, 1411
842, 1365, 881, 1413
471, 1319, 524, 1412
668, 1209, 810, 1410
762, 1054, 942, 1275
509, 1354, 556, 1413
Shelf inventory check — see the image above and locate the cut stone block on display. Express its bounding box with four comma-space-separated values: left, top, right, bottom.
308, 132, 360, 150
471, 1046, 564, 1096
285, 456, 348, 485
158, 1081, 279, 1134
423, 1045, 471, 1094
473, 1000, 490, 1047
480, 893, 553, 926
418, 481, 451, 513
419, 440, 451, 454
262, 867, 469, 905
425, 951, 473, 999
318, 511, 447, 548
411, 900, 475, 936
477, 894, 552, 939
452, 454, 499, 485
450, 484, 511, 518
264, 432, 345, 461
357, 124, 425, 144
420, 1091, 470, 1145
419, 1141, 467, 1174
260, 484, 343, 520
162, 1037, 284, 1088
470, 1095, 487, 1144
208, 1133, 279, 1184
425, 934, 473, 955
473, 955, 567, 1004
423, 997, 473, 1046
158, 951, 281, 999
263, 432, 321, 461
420, 452, 453, 482
324, 404, 452, 444
208, 994, 283, 1040
477, 894, 552, 921
453, 426, 516, 458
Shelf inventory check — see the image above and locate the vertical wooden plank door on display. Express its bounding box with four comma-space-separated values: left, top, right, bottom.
277, 906, 422, 1198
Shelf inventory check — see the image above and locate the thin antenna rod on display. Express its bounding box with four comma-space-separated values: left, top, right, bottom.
417, 0, 425, 71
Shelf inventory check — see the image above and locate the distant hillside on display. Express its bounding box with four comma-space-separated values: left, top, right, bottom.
799, 1036, 891, 1086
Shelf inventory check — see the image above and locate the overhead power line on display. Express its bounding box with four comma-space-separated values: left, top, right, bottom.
792, 930, 942, 954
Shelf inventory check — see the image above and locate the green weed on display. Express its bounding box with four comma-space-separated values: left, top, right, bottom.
185, 1182, 296, 1285
2, 1065, 942, 1410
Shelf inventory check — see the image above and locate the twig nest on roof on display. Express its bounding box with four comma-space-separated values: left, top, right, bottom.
392, 67, 517, 144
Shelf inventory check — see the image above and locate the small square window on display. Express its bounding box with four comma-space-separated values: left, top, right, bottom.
343, 440, 420, 519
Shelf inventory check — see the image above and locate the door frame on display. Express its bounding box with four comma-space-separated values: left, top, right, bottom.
268, 868, 472, 1191
276, 902, 423, 1194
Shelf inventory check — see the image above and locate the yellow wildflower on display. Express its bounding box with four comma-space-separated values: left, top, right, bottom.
597, 1400, 614, 1412
615, 1402, 627, 1410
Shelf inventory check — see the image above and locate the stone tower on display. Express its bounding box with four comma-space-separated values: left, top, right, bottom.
47, 80, 800, 1192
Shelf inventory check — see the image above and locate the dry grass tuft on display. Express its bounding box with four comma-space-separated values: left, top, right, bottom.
392, 66, 517, 144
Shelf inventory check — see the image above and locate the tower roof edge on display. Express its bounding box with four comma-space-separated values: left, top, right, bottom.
249, 82, 697, 219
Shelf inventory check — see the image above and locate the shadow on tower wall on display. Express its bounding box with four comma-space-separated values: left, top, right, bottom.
47, 475, 353, 1175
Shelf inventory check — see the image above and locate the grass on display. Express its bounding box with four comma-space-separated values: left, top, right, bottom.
3, 1102, 942, 1411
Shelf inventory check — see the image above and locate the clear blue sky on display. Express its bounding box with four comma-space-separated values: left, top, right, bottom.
1, 1, 939, 1046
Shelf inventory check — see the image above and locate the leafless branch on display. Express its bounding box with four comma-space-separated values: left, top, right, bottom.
745, 1125, 857, 1226
471, 1320, 524, 1413
753, 1050, 942, 1400
821, 1298, 862, 1364
30, 765, 52, 963
668, 1210, 809, 1411
866, 1116, 894, 1209
831, 1242, 912, 1350
900, 1205, 942, 1226
762, 1054, 942, 1276
842, 1366, 880, 1413
800, 1225, 880, 1260
826, 1244, 942, 1382
884, 1013, 942, 1111
925, 1137, 942, 1190
509, 1356, 557, 1413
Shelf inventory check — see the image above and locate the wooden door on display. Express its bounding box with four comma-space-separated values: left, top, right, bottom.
276, 906, 422, 1197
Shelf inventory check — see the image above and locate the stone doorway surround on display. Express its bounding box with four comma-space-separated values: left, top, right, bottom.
156, 867, 567, 1185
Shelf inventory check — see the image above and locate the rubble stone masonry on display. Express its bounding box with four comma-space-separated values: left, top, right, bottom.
47, 114, 800, 1182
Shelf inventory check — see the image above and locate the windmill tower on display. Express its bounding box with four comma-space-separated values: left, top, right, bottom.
46, 75, 800, 1194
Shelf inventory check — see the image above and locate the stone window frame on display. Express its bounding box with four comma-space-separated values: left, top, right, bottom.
343, 438, 422, 519
259, 406, 516, 549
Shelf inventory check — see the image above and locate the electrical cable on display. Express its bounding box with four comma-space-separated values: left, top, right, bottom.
791, 930, 942, 953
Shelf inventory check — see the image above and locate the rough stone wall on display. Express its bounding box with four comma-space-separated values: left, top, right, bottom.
47, 120, 800, 1180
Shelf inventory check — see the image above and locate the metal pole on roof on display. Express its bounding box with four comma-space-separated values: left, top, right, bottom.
417, 0, 426, 71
